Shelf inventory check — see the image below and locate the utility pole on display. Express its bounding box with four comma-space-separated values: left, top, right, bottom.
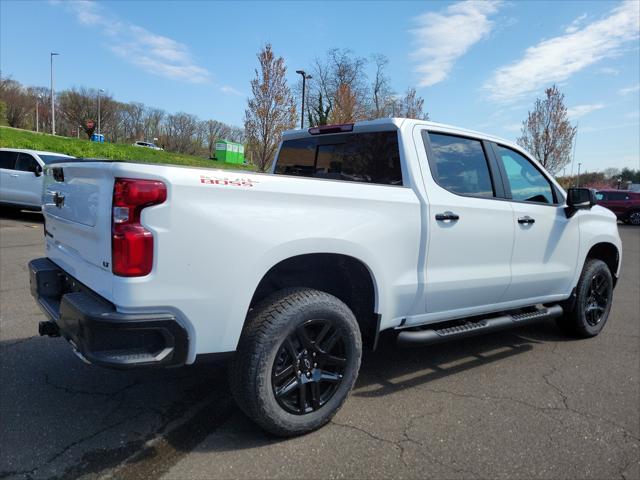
295, 70, 312, 129
50, 52, 60, 135
97, 88, 104, 135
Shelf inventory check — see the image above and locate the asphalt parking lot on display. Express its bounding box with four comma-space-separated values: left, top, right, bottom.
1, 208, 638, 480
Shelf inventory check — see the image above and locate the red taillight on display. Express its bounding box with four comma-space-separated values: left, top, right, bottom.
112, 178, 167, 277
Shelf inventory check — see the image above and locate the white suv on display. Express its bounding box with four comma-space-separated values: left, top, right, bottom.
132, 141, 163, 151
0, 148, 76, 210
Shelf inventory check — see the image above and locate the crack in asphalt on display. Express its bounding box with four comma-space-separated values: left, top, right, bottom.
44, 375, 139, 399
331, 408, 481, 477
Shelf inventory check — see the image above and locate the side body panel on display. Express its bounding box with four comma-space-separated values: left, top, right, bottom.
104, 163, 422, 362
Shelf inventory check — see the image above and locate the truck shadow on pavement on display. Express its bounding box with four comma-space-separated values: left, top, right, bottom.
0, 207, 44, 224
0, 320, 571, 479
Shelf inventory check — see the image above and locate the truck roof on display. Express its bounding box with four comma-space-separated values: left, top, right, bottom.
282, 117, 527, 157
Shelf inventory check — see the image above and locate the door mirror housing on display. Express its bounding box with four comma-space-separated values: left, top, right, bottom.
29, 164, 43, 177
565, 187, 596, 218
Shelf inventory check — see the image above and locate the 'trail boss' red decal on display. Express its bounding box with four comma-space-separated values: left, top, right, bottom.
200, 175, 258, 187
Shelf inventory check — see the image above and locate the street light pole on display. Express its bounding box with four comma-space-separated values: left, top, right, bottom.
97, 88, 104, 135
295, 70, 312, 129
577, 162, 582, 187
50, 52, 59, 135
35, 96, 40, 133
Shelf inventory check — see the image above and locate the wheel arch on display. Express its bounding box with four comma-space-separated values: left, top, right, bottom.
248, 253, 381, 349
585, 242, 620, 287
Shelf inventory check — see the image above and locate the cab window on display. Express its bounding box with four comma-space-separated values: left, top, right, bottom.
0, 151, 18, 170
15, 153, 39, 173
495, 145, 555, 204
423, 132, 494, 198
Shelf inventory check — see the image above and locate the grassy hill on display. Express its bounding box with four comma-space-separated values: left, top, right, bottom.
0, 127, 254, 171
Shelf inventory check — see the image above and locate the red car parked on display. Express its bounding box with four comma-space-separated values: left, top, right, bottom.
595, 189, 640, 225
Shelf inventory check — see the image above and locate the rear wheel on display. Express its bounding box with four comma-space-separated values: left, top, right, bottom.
556, 259, 613, 338
230, 288, 362, 436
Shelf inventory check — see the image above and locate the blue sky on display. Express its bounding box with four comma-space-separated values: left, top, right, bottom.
1, 0, 639, 172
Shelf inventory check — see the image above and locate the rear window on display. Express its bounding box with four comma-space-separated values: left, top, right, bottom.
274, 131, 403, 186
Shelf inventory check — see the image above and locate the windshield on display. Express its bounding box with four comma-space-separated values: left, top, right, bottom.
39, 154, 78, 165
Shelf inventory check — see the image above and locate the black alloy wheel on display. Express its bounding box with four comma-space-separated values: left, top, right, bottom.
272, 319, 347, 415
584, 272, 611, 327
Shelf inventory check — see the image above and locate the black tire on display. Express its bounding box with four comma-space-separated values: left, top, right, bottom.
229, 288, 362, 437
556, 259, 614, 338
626, 210, 640, 226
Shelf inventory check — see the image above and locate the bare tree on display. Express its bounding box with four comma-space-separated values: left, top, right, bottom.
0, 77, 31, 128
164, 112, 199, 154
517, 85, 576, 174
391, 87, 429, 120
244, 43, 296, 171
308, 49, 369, 124
370, 54, 394, 119
58, 87, 116, 138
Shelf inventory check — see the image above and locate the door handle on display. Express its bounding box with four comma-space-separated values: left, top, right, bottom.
518, 216, 535, 224
435, 211, 460, 222
9, 174, 18, 177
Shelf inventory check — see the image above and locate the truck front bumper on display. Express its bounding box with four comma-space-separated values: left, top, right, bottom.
28, 257, 189, 369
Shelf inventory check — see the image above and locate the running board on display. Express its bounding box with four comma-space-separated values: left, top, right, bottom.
397, 305, 563, 347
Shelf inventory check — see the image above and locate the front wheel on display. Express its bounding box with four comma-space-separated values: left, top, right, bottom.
230, 288, 362, 437
627, 210, 640, 226
556, 259, 614, 338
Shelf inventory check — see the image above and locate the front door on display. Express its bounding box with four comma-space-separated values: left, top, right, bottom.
492, 144, 580, 301
416, 129, 515, 315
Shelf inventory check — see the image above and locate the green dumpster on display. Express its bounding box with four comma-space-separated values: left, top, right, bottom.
214, 140, 245, 164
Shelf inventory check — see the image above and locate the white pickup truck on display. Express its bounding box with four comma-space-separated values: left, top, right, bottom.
30, 118, 621, 436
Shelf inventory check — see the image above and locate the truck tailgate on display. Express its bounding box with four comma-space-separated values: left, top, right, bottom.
43, 162, 114, 300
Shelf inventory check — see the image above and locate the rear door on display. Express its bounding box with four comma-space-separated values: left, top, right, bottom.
416, 129, 515, 315
491, 144, 579, 301
0, 150, 19, 204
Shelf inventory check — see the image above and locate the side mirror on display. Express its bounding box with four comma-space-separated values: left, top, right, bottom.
30, 164, 43, 177
565, 187, 595, 218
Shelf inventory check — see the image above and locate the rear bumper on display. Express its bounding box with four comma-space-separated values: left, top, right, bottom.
28, 257, 189, 369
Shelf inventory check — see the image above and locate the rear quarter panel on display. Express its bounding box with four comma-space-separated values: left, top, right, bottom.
109, 163, 422, 362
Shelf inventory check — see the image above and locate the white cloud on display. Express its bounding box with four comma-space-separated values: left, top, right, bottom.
564, 13, 588, 34
57, 1, 211, 84
410, 0, 502, 87
619, 83, 640, 95
220, 85, 244, 96
626, 111, 640, 119
485, 1, 640, 102
567, 103, 606, 119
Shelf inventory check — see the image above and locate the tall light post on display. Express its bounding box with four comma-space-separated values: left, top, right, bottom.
295, 70, 312, 129
97, 88, 104, 135
50, 52, 60, 135
35, 94, 41, 133
576, 162, 582, 187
